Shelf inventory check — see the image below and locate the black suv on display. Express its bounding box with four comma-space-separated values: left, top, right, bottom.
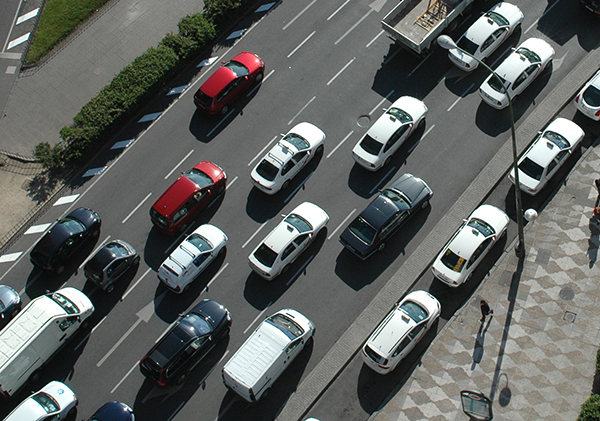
140, 299, 231, 386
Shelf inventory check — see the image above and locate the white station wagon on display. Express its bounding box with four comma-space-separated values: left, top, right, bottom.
4, 381, 77, 421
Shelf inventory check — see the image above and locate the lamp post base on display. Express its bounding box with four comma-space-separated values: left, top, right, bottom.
514, 241, 525, 259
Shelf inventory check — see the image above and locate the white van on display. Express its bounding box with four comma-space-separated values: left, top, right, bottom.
0, 287, 94, 398
222, 308, 314, 402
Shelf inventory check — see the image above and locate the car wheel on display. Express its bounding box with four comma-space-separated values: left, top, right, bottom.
106, 283, 115, 293
421, 200, 429, 209
282, 264, 290, 274
378, 242, 385, 251
316, 144, 324, 155
384, 156, 392, 167
179, 222, 190, 234
220, 104, 229, 115
133, 256, 140, 266
55, 264, 65, 275
219, 326, 230, 340
282, 180, 290, 190
67, 406, 77, 418
218, 246, 226, 256
417, 118, 426, 131
255, 72, 264, 83
29, 369, 43, 385
183, 283, 191, 293
176, 373, 187, 385
92, 228, 100, 238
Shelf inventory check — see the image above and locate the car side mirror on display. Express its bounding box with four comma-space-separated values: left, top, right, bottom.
1, 314, 4, 319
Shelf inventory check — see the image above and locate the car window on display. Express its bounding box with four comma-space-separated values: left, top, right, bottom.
293, 150, 308, 163
441, 248, 466, 273
480, 35, 495, 52
224, 60, 250, 77
293, 233, 310, 246
518, 157, 544, 181
266, 314, 304, 339
383, 125, 409, 153
486, 10, 510, 26
467, 218, 496, 237
106, 260, 126, 277
359, 134, 383, 155
285, 338, 302, 355
392, 335, 411, 358
466, 237, 494, 269
166, 352, 188, 377
172, 193, 204, 223
399, 300, 428, 323
543, 131, 570, 149
31, 392, 60, 414
256, 159, 279, 181
186, 234, 213, 253
348, 216, 377, 245
516, 47, 541, 64
58, 316, 78, 332
457, 35, 478, 55
281, 243, 296, 261
281, 160, 296, 176
512, 70, 529, 90
408, 322, 426, 340
284, 214, 313, 233
386, 108, 412, 123
381, 189, 411, 210
283, 133, 310, 150
253, 244, 278, 268
555, 150, 569, 162
183, 169, 213, 188
193, 253, 210, 267
583, 84, 600, 107
488, 73, 510, 93
380, 211, 407, 237
60, 217, 86, 235
493, 28, 508, 40
547, 159, 558, 174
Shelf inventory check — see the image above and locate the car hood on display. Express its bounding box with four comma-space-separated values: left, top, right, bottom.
192, 299, 229, 327
68, 207, 99, 229
388, 173, 431, 205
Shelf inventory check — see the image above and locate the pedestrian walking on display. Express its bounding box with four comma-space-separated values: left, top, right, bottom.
480, 299, 493, 322
595, 178, 600, 193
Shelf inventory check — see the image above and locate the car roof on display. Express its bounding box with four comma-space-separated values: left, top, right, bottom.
153, 175, 201, 218
360, 194, 400, 230
200, 66, 237, 98
263, 219, 300, 253
150, 321, 198, 366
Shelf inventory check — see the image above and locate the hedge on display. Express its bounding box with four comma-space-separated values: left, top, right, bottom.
579, 394, 600, 421
34, 0, 257, 169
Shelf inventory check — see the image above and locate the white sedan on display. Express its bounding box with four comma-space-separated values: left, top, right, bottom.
574, 69, 600, 121
479, 37, 555, 109
4, 381, 77, 421
362, 290, 441, 374
158, 224, 228, 293
352, 96, 427, 171
508, 118, 585, 195
251, 122, 325, 194
448, 2, 524, 72
249, 202, 329, 280
432, 204, 509, 287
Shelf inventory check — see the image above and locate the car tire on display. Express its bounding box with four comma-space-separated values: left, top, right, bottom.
384, 156, 392, 167
421, 200, 430, 209
255, 72, 264, 83
55, 264, 65, 275
176, 373, 187, 385
282, 264, 290, 274
220, 105, 229, 115
417, 119, 426, 131
29, 369, 43, 385
219, 326, 230, 340
219, 246, 226, 256
67, 406, 77, 418
183, 283, 191, 293
133, 256, 140, 266
378, 242, 385, 251
316, 144, 324, 155
282, 180, 290, 190
106, 283, 115, 293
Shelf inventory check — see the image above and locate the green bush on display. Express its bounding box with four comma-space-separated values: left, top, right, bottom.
159, 33, 198, 60
203, 0, 254, 27
579, 394, 600, 421
178, 13, 216, 47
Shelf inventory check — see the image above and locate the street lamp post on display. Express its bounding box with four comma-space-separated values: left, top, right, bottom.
437, 35, 525, 258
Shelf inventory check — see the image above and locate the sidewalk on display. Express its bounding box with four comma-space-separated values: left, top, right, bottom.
371, 144, 600, 420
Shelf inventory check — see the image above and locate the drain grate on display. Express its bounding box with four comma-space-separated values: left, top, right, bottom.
563, 311, 576, 323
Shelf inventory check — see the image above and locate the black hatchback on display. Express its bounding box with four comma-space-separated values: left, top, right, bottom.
30, 207, 101, 274
140, 299, 231, 386
84, 240, 139, 293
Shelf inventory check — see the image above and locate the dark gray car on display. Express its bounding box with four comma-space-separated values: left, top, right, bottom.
339, 173, 433, 259
0, 285, 21, 328
84, 240, 139, 292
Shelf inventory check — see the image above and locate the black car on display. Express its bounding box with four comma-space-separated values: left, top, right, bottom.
0, 285, 21, 328
30, 207, 101, 274
340, 173, 433, 259
86, 401, 134, 421
140, 299, 231, 386
581, 0, 600, 15
84, 240, 139, 293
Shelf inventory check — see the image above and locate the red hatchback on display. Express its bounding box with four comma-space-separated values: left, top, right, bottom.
150, 162, 227, 234
194, 52, 265, 115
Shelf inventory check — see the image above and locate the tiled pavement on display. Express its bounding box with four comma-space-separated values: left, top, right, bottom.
371, 144, 600, 421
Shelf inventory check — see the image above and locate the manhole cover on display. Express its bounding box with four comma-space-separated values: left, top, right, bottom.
559, 287, 574, 301
357, 115, 370, 127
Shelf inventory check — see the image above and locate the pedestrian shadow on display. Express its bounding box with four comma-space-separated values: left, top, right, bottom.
471, 316, 493, 370
588, 218, 600, 268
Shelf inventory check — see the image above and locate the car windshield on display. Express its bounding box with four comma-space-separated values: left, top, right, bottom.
386, 108, 412, 123
348, 216, 377, 245
543, 131, 570, 149
467, 218, 496, 237
49, 292, 80, 314
256, 159, 279, 181
266, 313, 304, 339
399, 300, 428, 323
105, 242, 128, 257
486, 10, 509, 26
182, 313, 212, 335
284, 213, 313, 233
253, 244, 278, 268
487, 74, 510, 93
183, 168, 213, 188
359, 134, 383, 155
225, 60, 250, 77
31, 392, 60, 414
583, 85, 600, 107
519, 157, 544, 180
186, 234, 212, 252
381, 189, 411, 210
516, 47, 541, 64
282, 133, 310, 150
457, 35, 479, 54
440, 248, 466, 273
59, 217, 86, 235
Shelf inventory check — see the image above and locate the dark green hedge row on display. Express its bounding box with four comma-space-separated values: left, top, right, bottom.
579, 394, 600, 421
35, 0, 257, 169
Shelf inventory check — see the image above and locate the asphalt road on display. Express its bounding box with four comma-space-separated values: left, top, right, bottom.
0, 0, 598, 420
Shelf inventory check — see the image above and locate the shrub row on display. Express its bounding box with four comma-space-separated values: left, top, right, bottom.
35, 0, 257, 169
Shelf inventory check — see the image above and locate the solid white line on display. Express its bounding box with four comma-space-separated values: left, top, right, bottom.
207, 109, 236, 138
447, 83, 474, 112
165, 149, 194, 179
111, 361, 139, 393
165, 231, 187, 255
247, 69, 274, 97
80, 235, 111, 270
226, 176, 238, 190
288, 96, 316, 125
3, 0, 27, 51
335, 9, 374, 45
422, 124, 435, 139
74, 315, 107, 350
156, 320, 178, 344
244, 304, 272, 334
327, 130, 353, 159
122, 267, 152, 300
525, 0, 560, 34
327, 58, 355, 86
122, 192, 152, 224
369, 90, 395, 115
205, 262, 229, 290
408, 54, 432, 77
242, 220, 270, 249
328, 209, 356, 240
167, 402, 186, 421
370, 167, 395, 195
288, 31, 316, 58
286, 255, 314, 285
328, 0, 352, 20
283, 0, 318, 30
366, 30, 385, 48
98, 317, 144, 367
249, 135, 278, 166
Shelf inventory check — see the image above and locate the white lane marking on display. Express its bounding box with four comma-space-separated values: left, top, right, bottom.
74, 315, 107, 350
335, 9, 374, 45
288, 96, 316, 125
24, 223, 51, 235
111, 361, 139, 393
122, 267, 152, 300
207, 108, 236, 138
286, 255, 314, 286
227, 29, 246, 40
327, 58, 355, 86
19, 272, 42, 295
283, 0, 318, 30
366, 30, 385, 48
328, 209, 356, 240
447, 83, 474, 112
5, 66, 17, 74
525, 0, 560, 34
328, 0, 352, 20
408, 54, 432, 77
111, 138, 135, 149
246, 69, 273, 98
327, 130, 353, 159
422, 124, 435, 139
167, 402, 186, 421
256, 2, 276, 13
205, 262, 229, 291
122, 192, 152, 224
249, 135, 278, 166
225, 175, 238, 190
54, 194, 80, 206
167, 85, 188, 96
83, 167, 107, 178
370, 167, 395, 195
79, 235, 111, 270
288, 30, 316, 58
17, 8, 39, 25
7, 33, 29, 50
165, 231, 187, 255
242, 220, 270, 249
244, 304, 272, 334
165, 149, 194, 179
284, 170, 314, 204
0, 252, 23, 263
197, 56, 219, 68
369, 89, 395, 115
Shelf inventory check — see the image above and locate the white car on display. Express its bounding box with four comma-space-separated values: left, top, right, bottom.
448, 2, 524, 72
249, 202, 329, 280
4, 381, 77, 421
508, 118, 585, 195
432, 204, 509, 287
158, 224, 228, 293
574, 69, 600, 121
251, 122, 326, 194
479, 37, 555, 109
352, 96, 427, 171
362, 290, 441, 374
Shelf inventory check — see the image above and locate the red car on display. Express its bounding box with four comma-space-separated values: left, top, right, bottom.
150, 162, 227, 234
194, 52, 265, 115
